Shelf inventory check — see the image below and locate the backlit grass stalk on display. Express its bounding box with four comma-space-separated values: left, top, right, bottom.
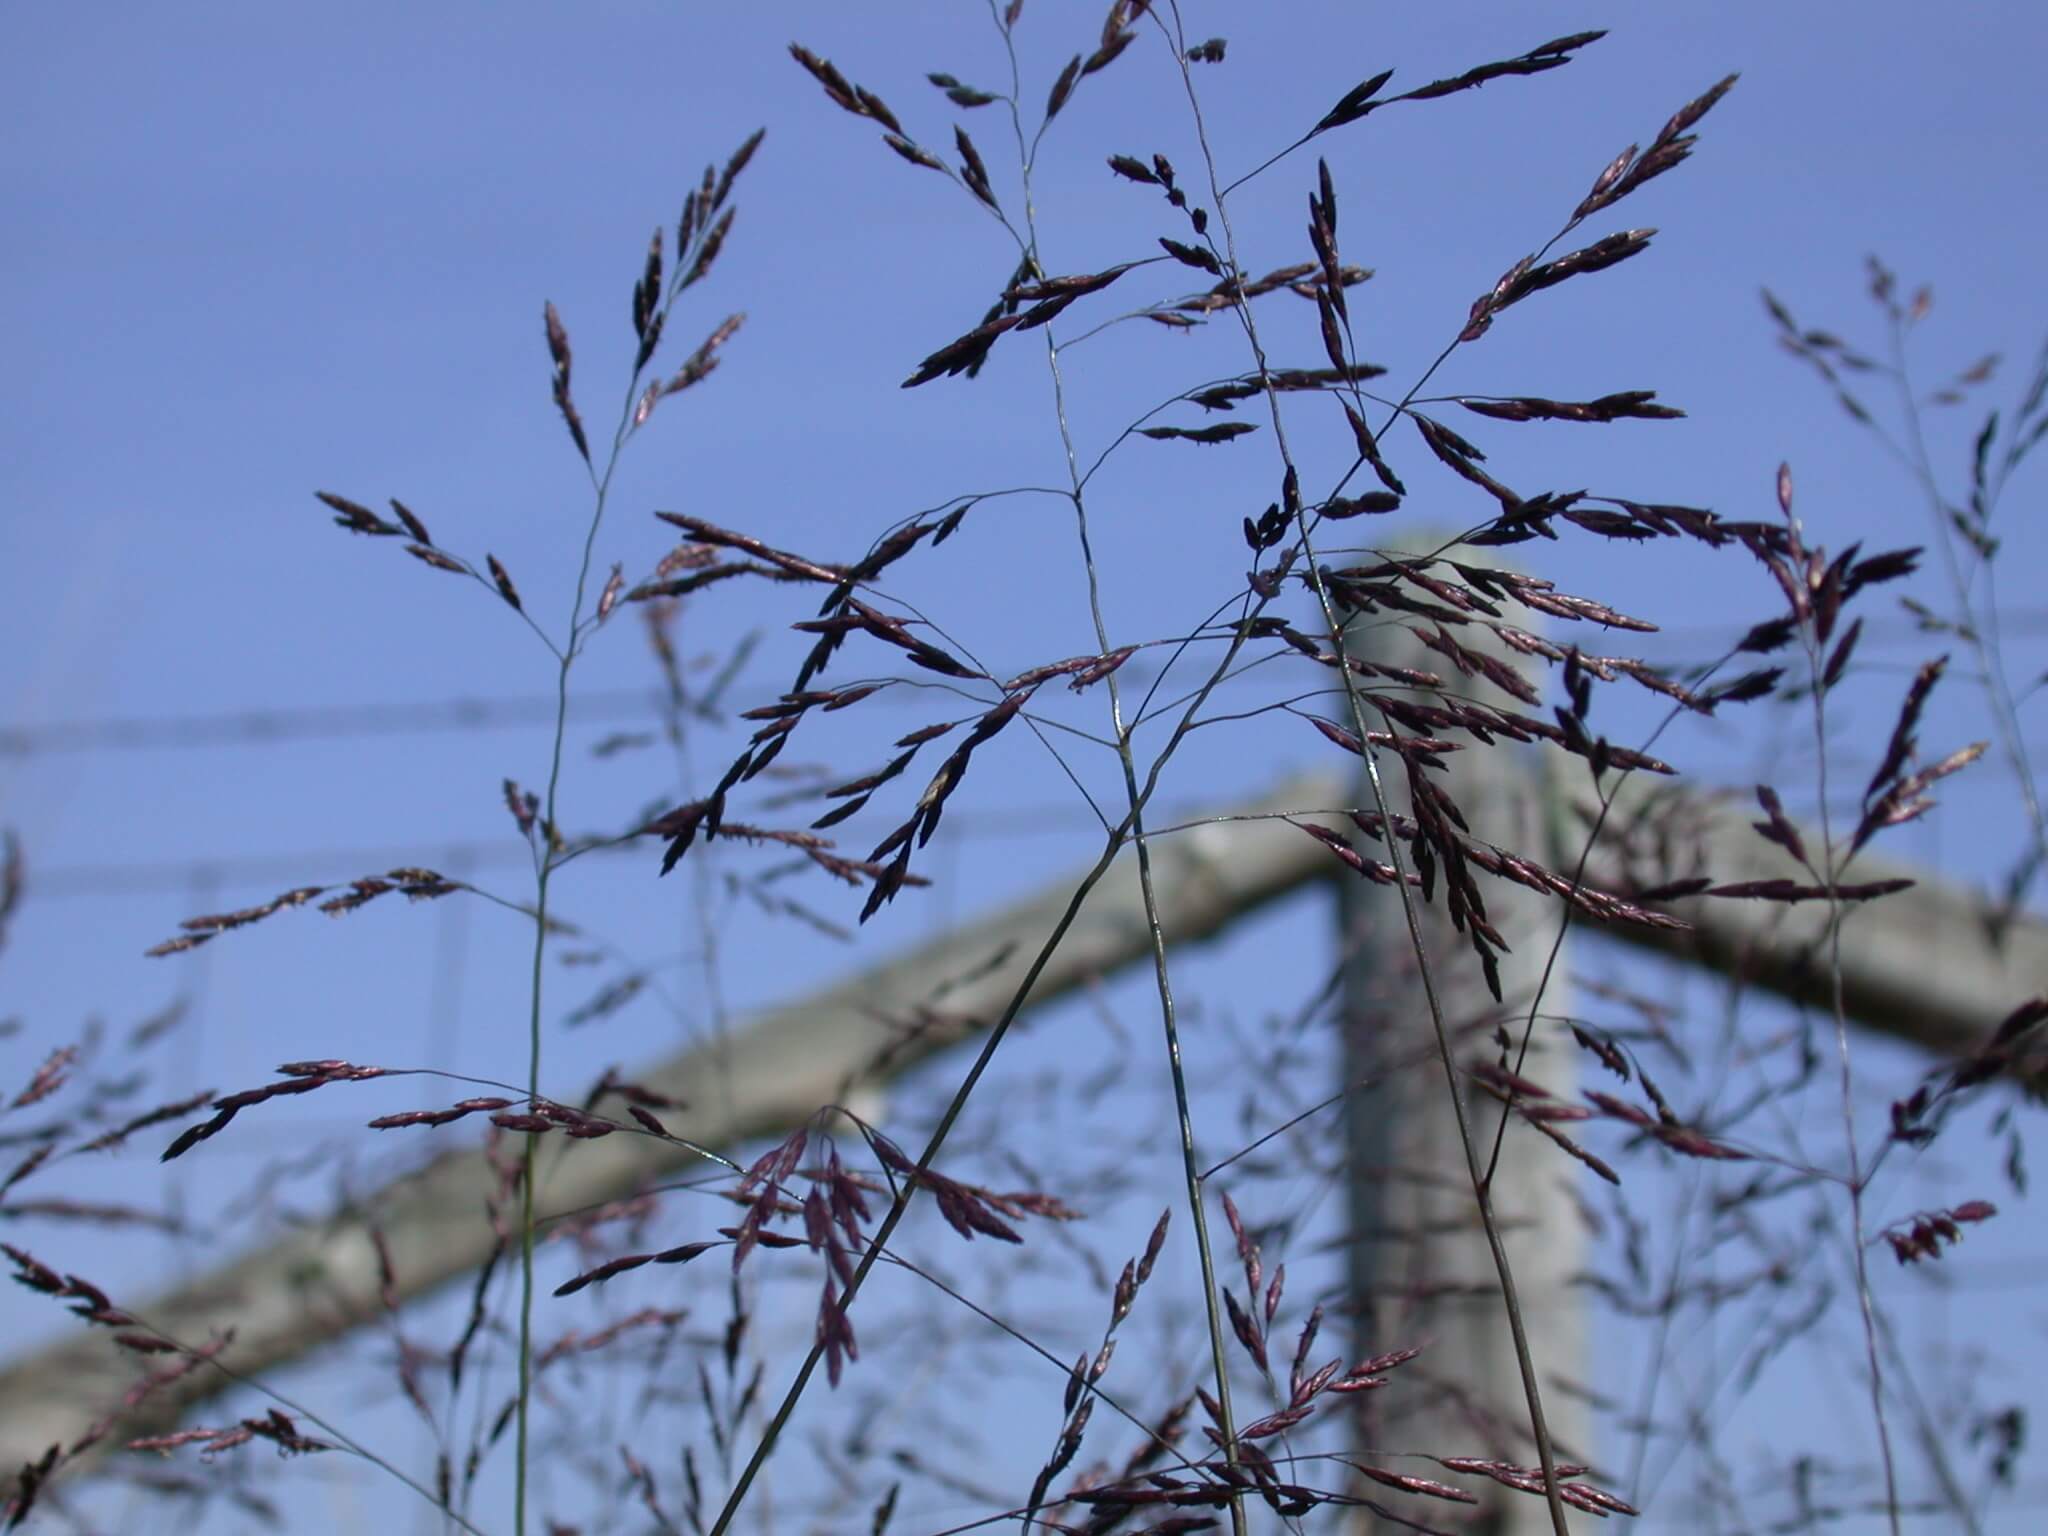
512, 193, 751, 1534
987, 8, 1252, 1529
1163, 5, 1573, 1527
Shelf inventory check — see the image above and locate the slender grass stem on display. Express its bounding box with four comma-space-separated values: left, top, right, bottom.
1163, 4, 1571, 1526
512, 210, 738, 1532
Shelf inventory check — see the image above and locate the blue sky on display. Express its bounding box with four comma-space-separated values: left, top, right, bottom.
4, 4, 2047, 1532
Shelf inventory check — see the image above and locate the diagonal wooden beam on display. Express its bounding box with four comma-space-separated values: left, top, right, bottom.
1, 770, 2039, 1479
1566, 772, 2047, 1084
0, 775, 1346, 1478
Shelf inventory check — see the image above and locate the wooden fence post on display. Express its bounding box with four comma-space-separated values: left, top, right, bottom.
1336, 543, 1586, 1532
